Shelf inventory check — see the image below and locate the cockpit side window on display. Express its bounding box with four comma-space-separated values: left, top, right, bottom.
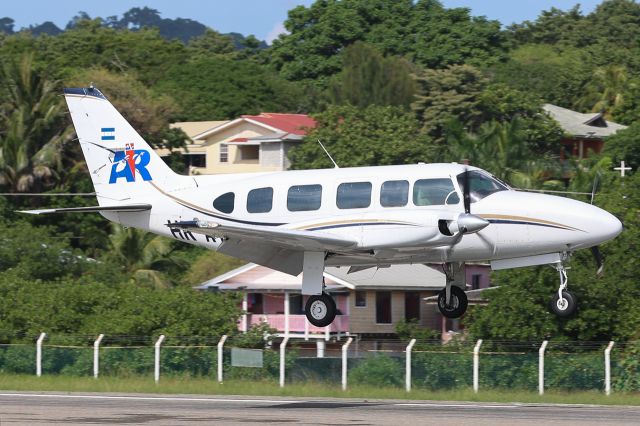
413, 178, 460, 206
456, 170, 508, 203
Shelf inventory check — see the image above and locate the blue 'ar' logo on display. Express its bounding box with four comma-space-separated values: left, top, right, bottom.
109, 148, 152, 183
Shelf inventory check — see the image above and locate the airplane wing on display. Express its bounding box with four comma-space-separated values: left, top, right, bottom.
170, 220, 358, 275
18, 204, 152, 215
170, 220, 357, 252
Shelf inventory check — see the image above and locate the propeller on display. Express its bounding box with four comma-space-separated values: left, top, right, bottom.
440, 167, 490, 237
591, 246, 604, 277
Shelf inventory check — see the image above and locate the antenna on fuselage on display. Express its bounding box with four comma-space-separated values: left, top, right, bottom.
317, 139, 339, 168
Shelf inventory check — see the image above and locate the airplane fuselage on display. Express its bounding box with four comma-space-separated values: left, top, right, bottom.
105, 163, 622, 268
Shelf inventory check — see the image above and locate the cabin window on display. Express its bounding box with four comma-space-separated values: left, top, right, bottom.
376, 291, 392, 324
219, 144, 228, 163
456, 170, 508, 203
336, 182, 372, 209
287, 184, 322, 212
413, 178, 459, 206
380, 180, 409, 207
247, 187, 273, 213
355, 290, 367, 307
213, 192, 235, 213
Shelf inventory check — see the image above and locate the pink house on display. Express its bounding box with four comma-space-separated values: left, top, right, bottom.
198, 262, 492, 341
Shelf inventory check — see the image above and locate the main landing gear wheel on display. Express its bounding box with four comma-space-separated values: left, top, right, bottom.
305, 293, 337, 327
550, 290, 577, 317
437, 286, 468, 318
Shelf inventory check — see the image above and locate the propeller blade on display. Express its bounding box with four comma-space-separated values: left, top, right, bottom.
463, 167, 471, 214
591, 246, 604, 277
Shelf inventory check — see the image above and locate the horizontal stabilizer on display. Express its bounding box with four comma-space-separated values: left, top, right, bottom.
18, 204, 152, 215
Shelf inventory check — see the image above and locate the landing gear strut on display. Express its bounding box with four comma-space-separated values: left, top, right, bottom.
437, 262, 468, 319
550, 262, 577, 317
305, 293, 337, 327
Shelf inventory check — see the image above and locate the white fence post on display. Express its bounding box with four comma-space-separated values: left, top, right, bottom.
405, 338, 417, 392
473, 339, 483, 393
605, 341, 615, 396
341, 337, 354, 391
539, 340, 549, 395
279, 336, 290, 388
36, 333, 46, 377
154, 335, 165, 384
217, 335, 228, 383
93, 334, 104, 379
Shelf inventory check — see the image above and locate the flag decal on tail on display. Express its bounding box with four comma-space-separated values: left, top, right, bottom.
101, 128, 115, 141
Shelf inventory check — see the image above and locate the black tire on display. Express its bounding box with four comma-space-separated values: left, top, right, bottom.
550, 290, 577, 317
437, 286, 468, 319
305, 293, 337, 327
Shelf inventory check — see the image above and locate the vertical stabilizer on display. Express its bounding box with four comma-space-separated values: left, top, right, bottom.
64, 87, 185, 204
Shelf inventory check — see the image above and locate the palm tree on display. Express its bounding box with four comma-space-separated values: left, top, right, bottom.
108, 224, 188, 288
0, 53, 74, 192
576, 65, 629, 118
446, 117, 560, 188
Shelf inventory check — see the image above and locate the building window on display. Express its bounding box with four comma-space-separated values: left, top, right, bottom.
413, 178, 459, 206
376, 291, 392, 324
355, 291, 367, 307
336, 182, 372, 209
290, 294, 304, 315
219, 144, 228, 163
239, 145, 259, 161
185, 154, 206, 168
404, 291, 420, 321
213, 192, 235, 213
472, 274, 481, 290
247, 187, 273, 213
380, 180, 409, 207
248, 293, 263, 314
287, 184, 322, 212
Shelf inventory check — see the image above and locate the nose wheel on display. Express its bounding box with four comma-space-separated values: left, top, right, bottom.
305, 293, 337, 327
550, 263, 577, 317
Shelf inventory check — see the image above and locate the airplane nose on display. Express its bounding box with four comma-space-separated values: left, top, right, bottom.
594, 208, 623, 243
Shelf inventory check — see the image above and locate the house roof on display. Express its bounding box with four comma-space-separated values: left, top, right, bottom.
240, 113, 316, 136
192, 113, 316, 141
170, 121, 228, 139
197, 263, 447, 292
543, 104, 627, 138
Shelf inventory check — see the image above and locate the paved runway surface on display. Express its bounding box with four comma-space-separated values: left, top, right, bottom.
1, 392, 639, 425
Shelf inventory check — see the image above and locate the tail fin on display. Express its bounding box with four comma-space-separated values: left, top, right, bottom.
64, 87, 186, 203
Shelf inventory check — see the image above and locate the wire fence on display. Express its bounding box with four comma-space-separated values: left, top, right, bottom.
1, 334, 639, 394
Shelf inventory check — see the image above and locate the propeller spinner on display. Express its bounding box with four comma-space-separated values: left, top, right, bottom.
440, 167, 489, 237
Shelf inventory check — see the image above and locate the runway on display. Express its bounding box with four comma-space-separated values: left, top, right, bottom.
1, 392, 639, 425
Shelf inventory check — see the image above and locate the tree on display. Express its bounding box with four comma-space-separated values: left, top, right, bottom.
155, 57, 308, 121
106, 225, 188, 288
0, 53, 74, 193
0, 17, 15, 34
575, 65, 630, 118
187, 28, 235, 57
601, 122, 640, 173
269, 0, 505, 85
289, 104, 431, 169
327, 41, 416, 109
411, 64, 488, 144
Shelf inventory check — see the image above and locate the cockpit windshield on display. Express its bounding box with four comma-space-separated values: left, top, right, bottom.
456, 170, 508, 203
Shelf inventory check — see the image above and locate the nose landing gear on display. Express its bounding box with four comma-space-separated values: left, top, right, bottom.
437, 262, 469, 319
550, 263, 577, 317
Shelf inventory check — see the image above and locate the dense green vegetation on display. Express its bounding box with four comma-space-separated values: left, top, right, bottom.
0, 1, 639, 351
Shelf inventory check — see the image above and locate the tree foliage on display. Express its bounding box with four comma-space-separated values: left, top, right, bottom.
327, 41, 416, 109
290, 104, 431, 169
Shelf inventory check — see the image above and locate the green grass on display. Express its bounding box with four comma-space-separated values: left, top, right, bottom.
1, 374, 639, 405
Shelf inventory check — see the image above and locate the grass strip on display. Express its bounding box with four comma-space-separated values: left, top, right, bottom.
0, 373, 639, 405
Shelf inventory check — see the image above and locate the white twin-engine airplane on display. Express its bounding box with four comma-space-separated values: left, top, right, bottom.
21, 87, 623, 327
